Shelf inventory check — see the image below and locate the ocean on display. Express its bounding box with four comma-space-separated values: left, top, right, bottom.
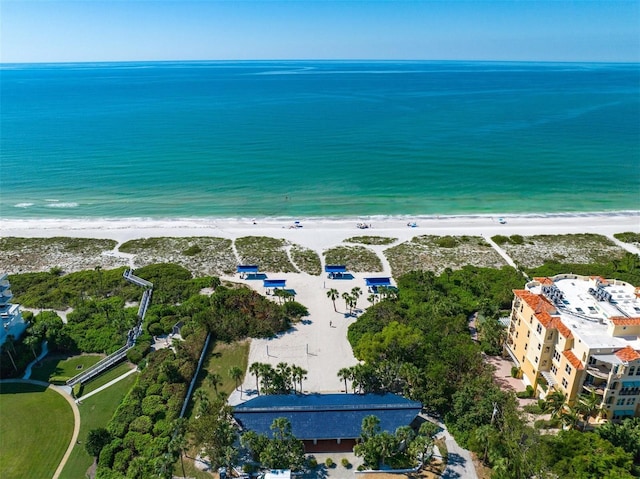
1, 61, 638, 219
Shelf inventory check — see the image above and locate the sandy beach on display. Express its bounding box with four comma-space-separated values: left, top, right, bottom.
3, 213, 639, 402
2, 212, 639, 251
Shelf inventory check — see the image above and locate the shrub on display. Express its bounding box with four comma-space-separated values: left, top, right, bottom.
511, 366, 520, 378
492, 235, 509, 245
341, 458, 351, 468
182, 244, 202, 256
509, 234, 524, 245
436, 236, 459, 248
325, 458, 334, 468
306, 457, 318, 469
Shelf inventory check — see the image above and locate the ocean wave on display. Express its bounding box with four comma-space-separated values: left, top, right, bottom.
13, 203, 34, 208
45, 202, 79, 208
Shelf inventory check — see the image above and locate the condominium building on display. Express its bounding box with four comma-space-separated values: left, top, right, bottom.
505, 274, 640, 420
0, 273, 27, 346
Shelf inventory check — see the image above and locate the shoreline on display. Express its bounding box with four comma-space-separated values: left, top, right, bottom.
1, 212, 638, 252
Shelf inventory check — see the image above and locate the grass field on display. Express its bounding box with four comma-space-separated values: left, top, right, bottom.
59, 372, 138, 479
0, 382, 75, 479
30, 354, 103, 384
79, 361, 134, 397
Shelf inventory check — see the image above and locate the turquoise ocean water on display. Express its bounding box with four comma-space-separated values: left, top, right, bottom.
1, 61, 638, 219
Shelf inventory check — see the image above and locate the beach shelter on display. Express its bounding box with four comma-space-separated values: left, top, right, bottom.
263, 279, 286, 294
325, 265, 348, 279
365, 277, 392, 287
237, 265, 259, 279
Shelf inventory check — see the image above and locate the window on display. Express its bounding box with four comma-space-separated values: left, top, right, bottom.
530, 315, 533, 324
553, 350, 561, 362
534, 356, 539, 364
536, 324, 542, 334
537, 343, 542, 350
551, 365, 558, 375
627, 398, 636, 406
527, 331, 530, 337
525, 344, 528, 350
516, 332, 519, 338
542, 360, 548, 366
565, 364, 572, 375
562, 378, 568, 388
630, 366, 636, 376
544, 346, 550, 353
617, 398, 626, 406
588, 356, 597, 366
635, 368, 640, 376
547, 332, 553, 340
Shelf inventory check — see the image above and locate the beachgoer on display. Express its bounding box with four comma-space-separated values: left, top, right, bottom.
329, 321, 332, 327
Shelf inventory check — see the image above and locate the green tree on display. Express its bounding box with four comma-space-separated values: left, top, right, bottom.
229, 366, 244, 393
249, 362, 263, 395
252, 418, 305, 471
189, 396, 238, 470
326, 288, 339, 312
86, 428, 112, 457
337, 366, 353, 393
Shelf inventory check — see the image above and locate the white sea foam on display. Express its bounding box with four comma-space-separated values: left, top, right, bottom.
13, 203, 34, 208
45, 202, 79, 208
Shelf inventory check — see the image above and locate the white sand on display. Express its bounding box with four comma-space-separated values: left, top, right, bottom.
2, 213, 639, 251
3, 213, 639, 404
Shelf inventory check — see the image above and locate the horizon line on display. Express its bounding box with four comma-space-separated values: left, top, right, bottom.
2, 58, 639, 67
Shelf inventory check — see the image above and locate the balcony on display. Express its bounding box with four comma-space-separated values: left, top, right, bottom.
583, 383, 606, 395
586, 365, 611, 380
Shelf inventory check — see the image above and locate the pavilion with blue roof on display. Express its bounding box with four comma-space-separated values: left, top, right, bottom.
233, 393, 422, 452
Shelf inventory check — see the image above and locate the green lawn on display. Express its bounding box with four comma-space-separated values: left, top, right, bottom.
187, 340, 249, 417
30, 354, 103, 384
0, 382, 75, 479
59, 372, 138, 479
79, 361, 134, 397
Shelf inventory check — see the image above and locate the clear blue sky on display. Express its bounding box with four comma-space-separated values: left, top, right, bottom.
2, 1, 639, 63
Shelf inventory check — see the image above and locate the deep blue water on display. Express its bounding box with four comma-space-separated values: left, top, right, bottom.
1, 61, 638, 218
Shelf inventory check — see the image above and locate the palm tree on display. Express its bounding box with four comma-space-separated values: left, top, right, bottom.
544, 389, 567, 419
229, 366, 244, 393
338, 367, 353, 393
291, 365, 307, 393
207, 372, 222, 395
169, 418, 188, 478
576, 391, 600, 430
2, 335, 18, 372
249, 362, 263, 395
342, 292, 352, 315
367, 293, 377, 306
326, 288, 339, 312
560, 404, 580, 430
23, 335, 40, 362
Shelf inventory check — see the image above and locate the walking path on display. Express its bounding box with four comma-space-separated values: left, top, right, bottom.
1, 378, 80, 479
425, 416, 478, 479
76, 367, 138, 403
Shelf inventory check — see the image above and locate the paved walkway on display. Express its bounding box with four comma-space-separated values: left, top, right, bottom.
1, 378, 80, 479
76, 367, 138, 403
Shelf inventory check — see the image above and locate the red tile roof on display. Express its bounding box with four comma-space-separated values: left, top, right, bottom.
549, 317, 573, 339
563, 350, 584, 370
514, 289, 557, 315
615, 346, 640, 362
610, 316, 640, 326
534, 277, 554, 286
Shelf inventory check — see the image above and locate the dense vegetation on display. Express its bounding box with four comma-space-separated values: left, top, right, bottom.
347, 265, 640, 477
526, 252, 640, 287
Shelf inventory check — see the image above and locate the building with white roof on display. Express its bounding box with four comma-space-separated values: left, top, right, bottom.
0, 273, 27, 347
505, 274, 640, 420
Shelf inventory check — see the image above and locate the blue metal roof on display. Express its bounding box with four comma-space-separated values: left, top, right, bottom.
325, 265, 347, 273
233, 393, 421, 440
365, 277, 391, 287
237, 265, 259, 273
264, 279, 287, 288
